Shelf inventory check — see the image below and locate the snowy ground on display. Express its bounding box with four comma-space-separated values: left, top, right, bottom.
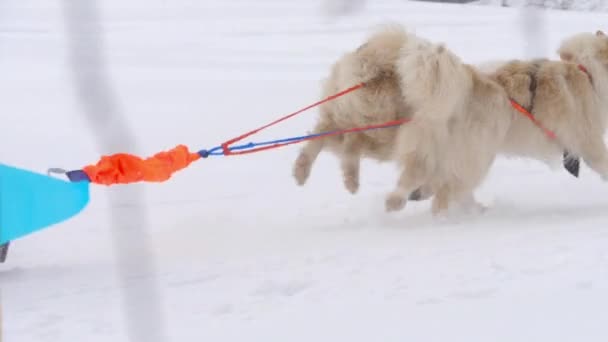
2, 0, 608, 341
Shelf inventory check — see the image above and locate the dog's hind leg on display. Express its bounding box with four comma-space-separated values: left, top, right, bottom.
431, 181, 485, 216
385, 153, 429, 212
340, 134, 362, 194
293, 139, 324, 186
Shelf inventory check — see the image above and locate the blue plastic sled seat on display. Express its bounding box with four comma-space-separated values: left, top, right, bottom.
0, 163, 90, 247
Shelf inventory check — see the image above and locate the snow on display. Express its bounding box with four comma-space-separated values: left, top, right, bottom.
2, 0, 608, 341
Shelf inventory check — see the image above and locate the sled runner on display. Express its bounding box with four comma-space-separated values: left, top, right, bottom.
0, 243, 9, 263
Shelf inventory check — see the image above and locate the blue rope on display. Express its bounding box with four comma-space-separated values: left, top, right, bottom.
197, 122, 403, 158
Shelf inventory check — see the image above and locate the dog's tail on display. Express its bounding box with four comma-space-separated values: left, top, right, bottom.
347, 24, 411, 83
396, 35, 473, 123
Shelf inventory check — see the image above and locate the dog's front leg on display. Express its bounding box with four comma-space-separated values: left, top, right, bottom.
386, 153, 428, 212
341, 135, 361, 194
431, 185, 451, 215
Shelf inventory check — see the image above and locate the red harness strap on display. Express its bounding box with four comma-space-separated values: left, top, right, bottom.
509, 99, 557, 139
509, 63, 592, 141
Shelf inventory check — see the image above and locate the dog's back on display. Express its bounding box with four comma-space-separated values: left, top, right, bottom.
490, 58, 597, 165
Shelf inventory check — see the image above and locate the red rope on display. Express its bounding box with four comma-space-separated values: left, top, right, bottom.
221, 82, 366, 155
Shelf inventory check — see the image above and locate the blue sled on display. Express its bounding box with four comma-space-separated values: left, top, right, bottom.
0, 163, 90, 244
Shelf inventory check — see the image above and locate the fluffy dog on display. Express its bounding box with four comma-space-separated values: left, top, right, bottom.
412, 30, 608, 204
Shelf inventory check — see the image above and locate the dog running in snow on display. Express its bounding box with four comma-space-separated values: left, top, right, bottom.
293, 26, 608, 215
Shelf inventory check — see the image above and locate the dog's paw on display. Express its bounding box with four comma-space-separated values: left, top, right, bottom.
385, 193, 406, 212
293, 154, 312, 186
343, 175, 359, 194
431, 198, 448, 216
456, 197, 487, 215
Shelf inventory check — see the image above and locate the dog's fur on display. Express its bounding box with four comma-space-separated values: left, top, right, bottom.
293, 26, 608, 215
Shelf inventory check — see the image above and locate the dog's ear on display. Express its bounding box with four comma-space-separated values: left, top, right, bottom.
596, 30, 606, 36
559, 51, 573, 61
